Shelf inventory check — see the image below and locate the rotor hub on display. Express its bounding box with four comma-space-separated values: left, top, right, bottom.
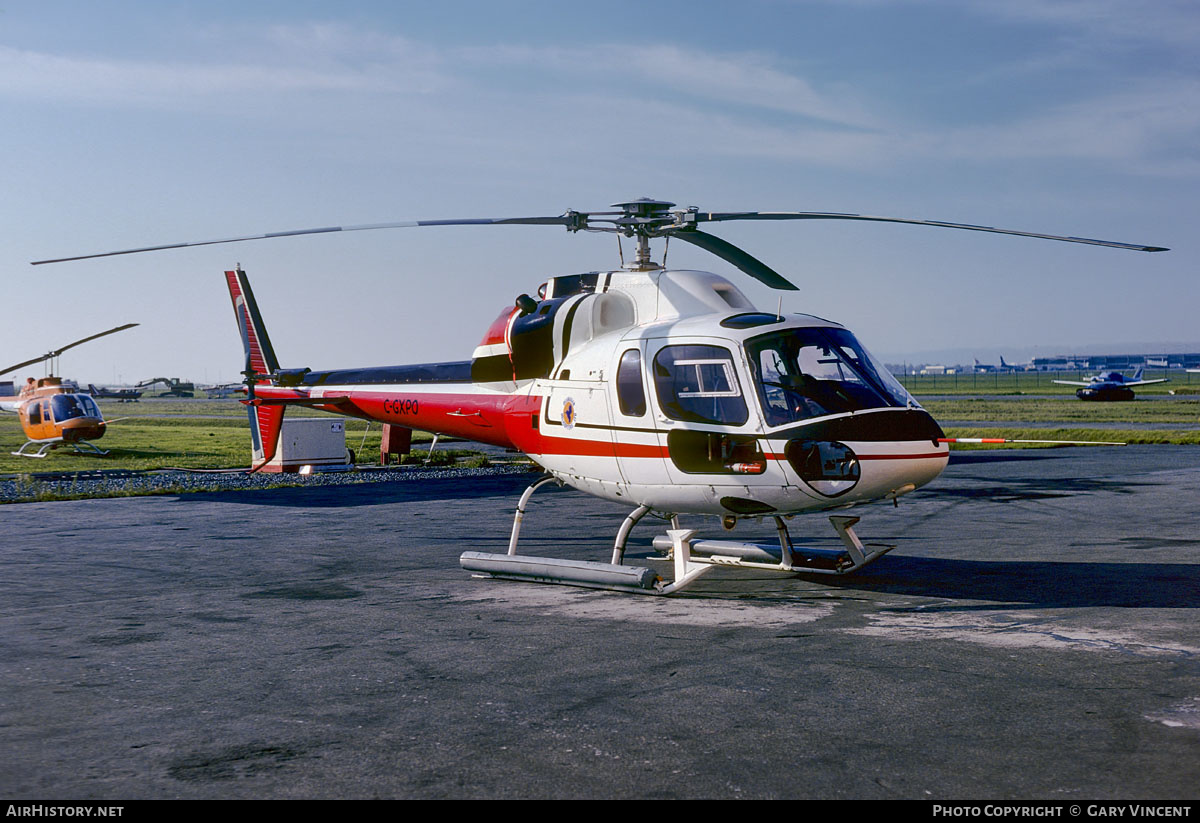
611, 198, 676, 218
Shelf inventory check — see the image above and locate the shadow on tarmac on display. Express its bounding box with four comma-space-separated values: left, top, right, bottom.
947, 450, 1073, 465
919, 476, 1159, 501
797, 554, 1200, 610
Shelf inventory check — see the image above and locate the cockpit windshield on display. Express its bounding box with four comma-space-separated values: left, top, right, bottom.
51, 394, 101, 422
746, 328, 916, 427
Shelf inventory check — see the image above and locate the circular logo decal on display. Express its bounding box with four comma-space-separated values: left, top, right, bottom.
561, 397, 576, 429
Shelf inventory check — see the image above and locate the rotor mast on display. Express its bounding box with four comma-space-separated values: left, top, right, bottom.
611, 198, 677, 271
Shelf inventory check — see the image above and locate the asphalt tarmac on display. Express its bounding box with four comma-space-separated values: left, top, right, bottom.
2, 446, 1198, 800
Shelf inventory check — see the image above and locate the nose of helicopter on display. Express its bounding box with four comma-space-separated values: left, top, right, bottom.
781, 409, 948, 502
59, 416, 106, 442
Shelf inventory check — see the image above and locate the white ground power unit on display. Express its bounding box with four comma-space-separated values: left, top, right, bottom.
261, 418, 352, 473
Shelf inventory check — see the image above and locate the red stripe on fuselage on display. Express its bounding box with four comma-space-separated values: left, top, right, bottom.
759, 450, 947, 461
856, 452, 949, 460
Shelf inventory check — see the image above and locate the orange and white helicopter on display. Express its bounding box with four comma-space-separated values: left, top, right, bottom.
1, 324, 138, 457
34, 199, 1165, 593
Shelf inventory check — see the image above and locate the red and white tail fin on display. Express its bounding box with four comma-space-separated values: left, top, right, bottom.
224, 268, 284, 470
225, 268, 280, 378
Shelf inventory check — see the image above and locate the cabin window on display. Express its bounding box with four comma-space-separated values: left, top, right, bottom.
29, 402, 42, 425
653, 344, 748, 426
615, 349, 646, 417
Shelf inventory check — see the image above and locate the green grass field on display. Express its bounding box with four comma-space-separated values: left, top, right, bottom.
0, 398, 475, 474
937, 427, 1200, 448
922, 396, 1200, 423
2, 385, 1197, 474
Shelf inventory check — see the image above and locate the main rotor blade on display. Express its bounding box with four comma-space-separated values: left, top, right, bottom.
0, 323, 138, 377
0, 354, 53, 377
49, 323, 139, 357
32, 217, 578, 265
669, 229, 799, 290
695, 212, 1169, 252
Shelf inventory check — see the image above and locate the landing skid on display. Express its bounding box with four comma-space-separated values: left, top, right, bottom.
11, 439, 109, 458
459, 476, 895, 595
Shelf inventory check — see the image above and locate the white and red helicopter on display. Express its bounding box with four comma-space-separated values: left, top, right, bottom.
35, 198, 1167, 594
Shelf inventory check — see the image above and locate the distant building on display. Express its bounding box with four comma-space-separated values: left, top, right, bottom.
1031, 352, 1200, 371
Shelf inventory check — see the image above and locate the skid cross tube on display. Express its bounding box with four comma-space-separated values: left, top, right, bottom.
651, 515, 894, 576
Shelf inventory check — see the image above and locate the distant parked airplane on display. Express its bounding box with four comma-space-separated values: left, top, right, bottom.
999, 355, 1035, 372
201, 383, 241, 399
1052, 366, 1168, 401
87, 384, 142, 402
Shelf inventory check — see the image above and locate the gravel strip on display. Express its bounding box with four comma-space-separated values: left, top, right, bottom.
0, 464, 538, 504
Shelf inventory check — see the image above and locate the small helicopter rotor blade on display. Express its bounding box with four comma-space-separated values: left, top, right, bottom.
668, 229, 799, 291
48, 323, 140, 358
31, 216, 582, 265
0, 323, 138, 377
0, 354, 53, 377
694, 212, 1169, 253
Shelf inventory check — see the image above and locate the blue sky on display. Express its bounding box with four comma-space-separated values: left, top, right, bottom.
2, 0, 1196, 382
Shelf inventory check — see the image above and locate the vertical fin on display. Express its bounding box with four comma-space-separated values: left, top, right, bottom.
225, 268, 280, 377
224, 267, 284, 470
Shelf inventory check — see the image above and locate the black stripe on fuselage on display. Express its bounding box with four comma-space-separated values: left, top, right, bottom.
300, 361, 474, 386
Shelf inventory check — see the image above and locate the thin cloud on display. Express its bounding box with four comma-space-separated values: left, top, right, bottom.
976, 0, 1200, 49
922, 82, 1200, 175
464, 42, 880, 128
0, 32, 447, 107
